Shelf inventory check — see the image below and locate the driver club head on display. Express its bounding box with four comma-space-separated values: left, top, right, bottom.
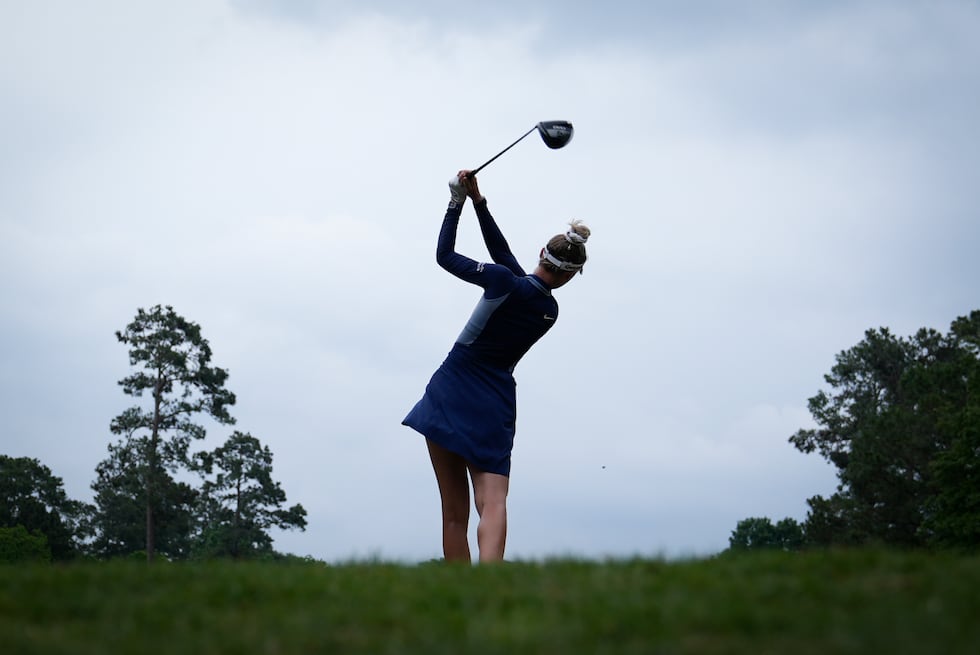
468, 120, 575, 177
536, 120, 574, 149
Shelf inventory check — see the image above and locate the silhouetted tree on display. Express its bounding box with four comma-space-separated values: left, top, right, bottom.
0, 455, 91, 559
89, 439, 196, 559
790, 310, 980, 548
108, 305, 235, 561
729, 517, 805, 551
193, 432, 306, 558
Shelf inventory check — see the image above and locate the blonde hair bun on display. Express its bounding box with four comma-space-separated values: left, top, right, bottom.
565, 219, 590, 245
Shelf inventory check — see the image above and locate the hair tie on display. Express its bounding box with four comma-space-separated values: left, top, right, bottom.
565, 229, 588, 245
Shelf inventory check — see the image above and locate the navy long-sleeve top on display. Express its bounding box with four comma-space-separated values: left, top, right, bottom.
437, 197, 559, 372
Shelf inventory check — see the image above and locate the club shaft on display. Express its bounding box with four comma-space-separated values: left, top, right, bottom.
468, 126, 537, 176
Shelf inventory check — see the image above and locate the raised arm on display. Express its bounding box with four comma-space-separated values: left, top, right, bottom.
473, 199, 524, 276
436, 173, 520, 296
435, 199, 480, 280
461, 172, 525, 276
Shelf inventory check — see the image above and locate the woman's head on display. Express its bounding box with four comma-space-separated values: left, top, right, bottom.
540, 219, 591, 276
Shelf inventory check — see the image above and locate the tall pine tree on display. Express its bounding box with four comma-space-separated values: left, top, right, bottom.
194, 432, 307, 559
102, 305, 235, 561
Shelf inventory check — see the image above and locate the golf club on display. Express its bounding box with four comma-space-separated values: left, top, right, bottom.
467, 120, 574, 177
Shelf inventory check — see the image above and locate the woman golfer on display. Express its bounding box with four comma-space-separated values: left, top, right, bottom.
403, 170, 590, 562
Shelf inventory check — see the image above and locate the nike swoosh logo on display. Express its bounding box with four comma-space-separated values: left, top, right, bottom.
543, 314, 556, 321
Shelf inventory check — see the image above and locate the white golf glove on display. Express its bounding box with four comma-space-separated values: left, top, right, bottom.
448, 175, 466, 205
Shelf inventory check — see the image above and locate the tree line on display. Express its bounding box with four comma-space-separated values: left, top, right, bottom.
6, 306, 977, 562
1, 305, 306, 563
729, 310, 980, 552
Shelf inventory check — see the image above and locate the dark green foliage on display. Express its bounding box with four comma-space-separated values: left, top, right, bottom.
919, 313, 980, 547
0, 525, 51, 563
729, 517, 805, 551
89, 441, 196, 560
192, 431, 307, 559
0, 455, 91, 560
801, 493, 864, 547
924, 417, 980, 547
87, 305, 305, 562
97, 305, 236, 561
789, 310, 980, 549
3, 551, 979, 654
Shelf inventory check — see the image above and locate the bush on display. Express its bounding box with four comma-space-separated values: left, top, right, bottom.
0, 525, 52, 563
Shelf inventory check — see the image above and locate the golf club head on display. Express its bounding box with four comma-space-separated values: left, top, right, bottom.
537, 120, 574, 149
468, 120, 575, 177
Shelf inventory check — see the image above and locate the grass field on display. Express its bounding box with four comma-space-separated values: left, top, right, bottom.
2, 549, 977, 654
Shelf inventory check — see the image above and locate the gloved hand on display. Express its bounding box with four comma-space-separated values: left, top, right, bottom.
448, 174, 467, 205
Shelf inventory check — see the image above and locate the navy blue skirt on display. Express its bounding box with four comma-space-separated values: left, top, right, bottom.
403, 344, 517, 476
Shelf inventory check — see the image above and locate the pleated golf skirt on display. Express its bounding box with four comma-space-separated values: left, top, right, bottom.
403, 344, 517, 476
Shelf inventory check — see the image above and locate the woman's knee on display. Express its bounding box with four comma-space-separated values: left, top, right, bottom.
470, 470, 509, 513
441, 494, 470, 525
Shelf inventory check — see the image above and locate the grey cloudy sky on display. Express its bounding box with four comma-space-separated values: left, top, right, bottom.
2, 0, 978, 561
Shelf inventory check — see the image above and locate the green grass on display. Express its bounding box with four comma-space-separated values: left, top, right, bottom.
2, 549, 978, 654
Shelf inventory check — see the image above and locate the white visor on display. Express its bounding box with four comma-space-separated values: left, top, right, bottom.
543, 247, 584, 272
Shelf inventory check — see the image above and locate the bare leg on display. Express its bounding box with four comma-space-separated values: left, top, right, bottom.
468, 467, 510, 562
426, 439, 471, 562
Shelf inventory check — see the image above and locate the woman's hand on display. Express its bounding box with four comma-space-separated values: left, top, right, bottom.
458, 170, 484, 203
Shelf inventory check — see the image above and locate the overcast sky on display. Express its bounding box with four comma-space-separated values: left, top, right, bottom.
2, 0, 978, 562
